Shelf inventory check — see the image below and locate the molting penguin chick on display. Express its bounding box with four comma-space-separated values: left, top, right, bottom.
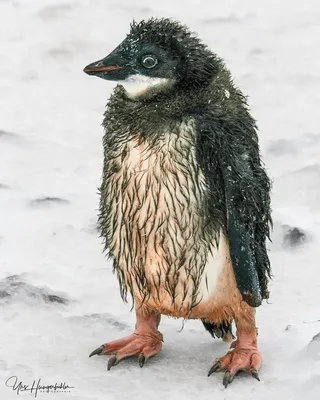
84, 18, 272, 387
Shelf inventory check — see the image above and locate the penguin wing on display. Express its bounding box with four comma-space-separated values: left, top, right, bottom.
196, 113, 272, 307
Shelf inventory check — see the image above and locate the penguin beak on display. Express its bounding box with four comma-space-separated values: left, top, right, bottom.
83, 50, 127, 80
83, 62, 123, 74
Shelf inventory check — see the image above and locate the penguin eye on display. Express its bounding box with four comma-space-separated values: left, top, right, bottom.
141, 55, 158, 69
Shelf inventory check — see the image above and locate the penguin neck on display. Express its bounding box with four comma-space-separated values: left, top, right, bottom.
107, 70, 231, 139
116, 82, 210, 116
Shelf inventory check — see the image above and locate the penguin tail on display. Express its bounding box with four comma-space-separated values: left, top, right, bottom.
201, 319, 235, 342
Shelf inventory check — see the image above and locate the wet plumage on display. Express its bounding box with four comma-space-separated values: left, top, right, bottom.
84, 18, 272, 386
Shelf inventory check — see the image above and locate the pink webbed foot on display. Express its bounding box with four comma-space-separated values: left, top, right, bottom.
89, 329, 163, 369
208, 333, 261, 387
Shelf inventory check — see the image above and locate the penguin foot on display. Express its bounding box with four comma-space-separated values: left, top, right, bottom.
89, 329, 163, 369
208, 333, 261, 388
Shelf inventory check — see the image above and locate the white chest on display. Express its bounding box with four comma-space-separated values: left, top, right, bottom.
104, 121, 227, 310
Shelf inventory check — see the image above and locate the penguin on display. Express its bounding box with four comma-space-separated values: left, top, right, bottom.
84, 18, 272, 387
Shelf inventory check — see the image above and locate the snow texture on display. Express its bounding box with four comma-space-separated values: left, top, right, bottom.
1, 0, 320, 399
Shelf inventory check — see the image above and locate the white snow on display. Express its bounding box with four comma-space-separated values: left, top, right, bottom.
1, 0, 320, 399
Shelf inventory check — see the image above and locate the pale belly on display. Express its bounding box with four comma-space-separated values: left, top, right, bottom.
102, 124, 239, 318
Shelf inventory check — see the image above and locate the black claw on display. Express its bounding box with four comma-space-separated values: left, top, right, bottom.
107, 355, 118, 371
208, 360, 223, 376
89, 345, 105, 358
251, 368, 260, 381
223, 371, 235, 388
138, 354, 146, 368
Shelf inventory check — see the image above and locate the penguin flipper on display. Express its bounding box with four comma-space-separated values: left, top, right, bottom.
219, 137, 272, 307
196, 111, 272, 308
223, 167, 262, 306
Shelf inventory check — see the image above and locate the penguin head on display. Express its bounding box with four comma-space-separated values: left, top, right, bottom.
84, 18, 220, 100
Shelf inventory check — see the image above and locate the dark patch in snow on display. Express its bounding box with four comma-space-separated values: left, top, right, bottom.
84, 313, 128, 330
0, 129, 17, 138
0, 290, 10, 298
282, 225, 307, 248
0, 129, 26, 146
269, 222, 310, 251
0, 183, 10, 189
311, 332, 320, 341
285, 324, 292, 331
307, 332, 320, 359
107, 319, 128, 330
29, 197, 70, 207
44, 294, 68, 304
0, 275, 68, 305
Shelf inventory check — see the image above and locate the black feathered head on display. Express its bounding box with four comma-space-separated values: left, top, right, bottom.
84, 18, 221, 99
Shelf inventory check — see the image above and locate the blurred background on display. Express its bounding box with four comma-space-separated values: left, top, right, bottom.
0, 1, 320, 399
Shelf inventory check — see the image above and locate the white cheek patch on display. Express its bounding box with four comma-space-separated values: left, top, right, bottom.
120, 75, 171, 99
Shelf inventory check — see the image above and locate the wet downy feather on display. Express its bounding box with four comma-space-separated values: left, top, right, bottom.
97, 18, 272, 311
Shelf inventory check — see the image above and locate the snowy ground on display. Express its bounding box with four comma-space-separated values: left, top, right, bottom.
1, 0, 320, 399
